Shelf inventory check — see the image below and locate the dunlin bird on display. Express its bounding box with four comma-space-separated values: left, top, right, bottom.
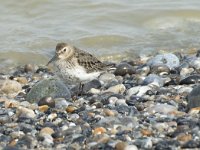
47, 42, 110, 85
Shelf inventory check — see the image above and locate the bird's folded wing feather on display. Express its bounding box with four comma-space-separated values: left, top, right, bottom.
74, 49, 107, 73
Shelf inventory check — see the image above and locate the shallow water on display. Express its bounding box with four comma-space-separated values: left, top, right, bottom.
1, 0, 200, 71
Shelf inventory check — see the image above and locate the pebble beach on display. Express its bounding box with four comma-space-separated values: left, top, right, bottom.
1, 51, 200, 150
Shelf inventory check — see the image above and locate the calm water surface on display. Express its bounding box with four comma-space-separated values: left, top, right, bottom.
1, 0, 200, 71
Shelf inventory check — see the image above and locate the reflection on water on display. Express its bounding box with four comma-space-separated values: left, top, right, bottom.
1, 0, 200, 71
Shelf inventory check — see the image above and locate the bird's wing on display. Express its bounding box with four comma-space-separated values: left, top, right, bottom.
74, 48, 107, 73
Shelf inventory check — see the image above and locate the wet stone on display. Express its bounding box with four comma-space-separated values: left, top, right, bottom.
114, 62, 135, 76
182, 140, 200, 148
24, 64, 34, 73
38, 97, 55, 108
55, 98, 71, 109
179, 75, 200, 85
134, 138, 152, 149
104, 84, 126, 94
0, 109, 12, 124
99, 73, 115, 83
189, 57, 200, 70
147, 53, 180, 69
126, 95, 146, 106
136, 65, 150, 76
3, 146, 20, 150
142, 74, 164, 87
115, 105, 138, 116
155, 140, 180, 150
19, 123, 34, 134
187, 85, 200, 109
35, 67, 49, 73
147, 104, 178, 115
83, 79, 101, 93
150, 64, 170, 75
16, 135, 37, 149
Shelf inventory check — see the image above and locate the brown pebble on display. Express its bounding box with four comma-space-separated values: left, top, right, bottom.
54, 137, 64, 143
103, 108, 115, 116
189, 107, 200, 114
40, 127, 55, 136
177, 133, 192, 142
32, 74, 42, 81
39, 105, 49, 112
115, 141, 127, 150
24, 64, 34, 72
16, 77, 28, 84
66, 105, 77, 113
8, 139, 18, 147
5, 100, 20, 108
87, 112, 95, 117
141, 129, 153, 136
93, 127, 106, 135
97, 135, 110, 143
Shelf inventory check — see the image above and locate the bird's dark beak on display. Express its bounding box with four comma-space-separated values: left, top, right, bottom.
46, 55, 57, 66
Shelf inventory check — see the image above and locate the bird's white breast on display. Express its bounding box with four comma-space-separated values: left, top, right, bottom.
55, 59, 101, 83
70, 65, 101, 81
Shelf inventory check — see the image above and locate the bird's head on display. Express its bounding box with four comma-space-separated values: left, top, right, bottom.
47, 42, 74, 65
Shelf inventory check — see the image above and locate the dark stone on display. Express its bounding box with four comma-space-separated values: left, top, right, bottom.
43, 122, 58, 130
81, 126, 92, 137
91, 143, 114, 150
3, 146, 19, 150
17, 117, 35, 124
154, 140, 180, 150
35, 67, 49, 73
104, 80, 119, 89
52, 131, 64, 139
146, 90, 156, 96
38, 97, 55, 108
114, 62, 135, 76
92, 102, 103, 108
16, 135, 37, 149
196, 49, 200, 57
177, 62, 190, 72
71, 79, 101, 96
83, 79, 101, 93
142, 74, 164, 87
187, 85, 200, 109
20, 123, 34, 134
126, 95, 147, 106
176, 117, 199, 128
0, 135, 11, 143
115, 105, 138, 116
26, 78, 71, 103
108, 94, 125, 100
182, 140, 200, 148
72, 135, 85, 144
179, 75, 200, 85
150, 65, 170, 74
0, 110, 11, 124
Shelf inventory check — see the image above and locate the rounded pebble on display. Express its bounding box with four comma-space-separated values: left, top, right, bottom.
38, 97, 55, 108
114, 62, 135, 76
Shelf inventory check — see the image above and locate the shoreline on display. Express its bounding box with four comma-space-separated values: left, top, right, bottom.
0, 51, 200, 149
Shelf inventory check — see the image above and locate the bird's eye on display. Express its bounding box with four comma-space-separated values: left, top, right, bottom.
63, 48, 66, 52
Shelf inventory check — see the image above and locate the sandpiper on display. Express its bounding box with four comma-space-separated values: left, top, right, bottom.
47, 42, 109, 85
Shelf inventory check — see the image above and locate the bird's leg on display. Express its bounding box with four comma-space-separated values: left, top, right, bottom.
78, 82, 84, 96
